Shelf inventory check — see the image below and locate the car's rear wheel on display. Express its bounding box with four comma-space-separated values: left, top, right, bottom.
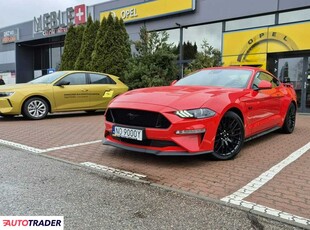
212, 111, 244, 160
23, 97, 49, 120
281, 102, 296, 134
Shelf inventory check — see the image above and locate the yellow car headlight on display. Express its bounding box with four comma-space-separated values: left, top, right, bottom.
0, 92, 15, 97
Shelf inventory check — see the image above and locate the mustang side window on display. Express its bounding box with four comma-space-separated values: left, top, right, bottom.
252, 72, 280, 89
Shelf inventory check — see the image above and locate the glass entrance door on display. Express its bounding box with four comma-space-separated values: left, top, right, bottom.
305, 62, 310, 112
271, 56, 310, 113
277, 57, 303, 111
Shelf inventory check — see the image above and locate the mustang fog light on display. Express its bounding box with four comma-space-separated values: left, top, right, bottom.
176, 128, 206, 135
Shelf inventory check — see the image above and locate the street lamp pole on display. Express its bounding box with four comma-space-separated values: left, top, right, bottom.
176, 23, 184, 78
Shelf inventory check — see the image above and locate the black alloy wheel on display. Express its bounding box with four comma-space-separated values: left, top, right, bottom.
281, 103, 296, 134
213, 111, 244, 160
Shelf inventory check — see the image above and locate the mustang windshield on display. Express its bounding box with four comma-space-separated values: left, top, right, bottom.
175, 69, 252, 88
28, 71, 67, 84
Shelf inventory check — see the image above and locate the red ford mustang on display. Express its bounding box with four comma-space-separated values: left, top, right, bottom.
103, 67, 297, 160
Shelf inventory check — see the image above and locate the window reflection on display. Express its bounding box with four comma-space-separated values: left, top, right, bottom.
184, 23, 222, 51
165, 23, 222, 52
165, 28, 179, 47
51, 44, 61, 71
278, 58, 303, 109
226, 15, 275, 31
279, 8, 310, 24
164, 23, 223, 77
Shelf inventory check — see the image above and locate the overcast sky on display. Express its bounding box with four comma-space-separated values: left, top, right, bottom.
0, 0, 111, 28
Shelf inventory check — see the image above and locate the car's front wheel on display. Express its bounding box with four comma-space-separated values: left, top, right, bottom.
23, 97, 49, 120
212, 111, 244, 160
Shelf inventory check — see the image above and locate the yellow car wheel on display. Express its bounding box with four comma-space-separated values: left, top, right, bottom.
23, 97, 49, 120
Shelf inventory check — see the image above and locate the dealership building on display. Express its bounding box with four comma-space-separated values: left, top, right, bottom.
0, 0, 310, 112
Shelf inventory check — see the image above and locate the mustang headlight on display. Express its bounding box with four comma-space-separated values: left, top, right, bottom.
0, 92, 14, 97
175, 108, 216, 119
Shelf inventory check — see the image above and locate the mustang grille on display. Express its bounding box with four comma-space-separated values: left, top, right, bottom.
106, 108, 171, 129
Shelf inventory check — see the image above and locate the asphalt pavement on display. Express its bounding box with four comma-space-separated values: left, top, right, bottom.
0, 145, 304, 230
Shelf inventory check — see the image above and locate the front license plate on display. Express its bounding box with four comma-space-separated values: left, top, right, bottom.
112, 126, 143, 141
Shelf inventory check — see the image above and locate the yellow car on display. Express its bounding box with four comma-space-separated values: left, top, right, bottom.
0, 71, 128, 120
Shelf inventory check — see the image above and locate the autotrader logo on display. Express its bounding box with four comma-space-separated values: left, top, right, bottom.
0, 216, 64, 229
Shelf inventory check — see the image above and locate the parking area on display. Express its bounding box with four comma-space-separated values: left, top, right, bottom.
1, 112, 310, 228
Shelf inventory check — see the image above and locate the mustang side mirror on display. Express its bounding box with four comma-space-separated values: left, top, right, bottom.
256, 80, 272, 90
171, 80, 177, 86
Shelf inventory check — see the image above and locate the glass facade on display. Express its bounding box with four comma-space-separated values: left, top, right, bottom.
164, 22, 223, 77
184, 23, 222, 51
34, 46, 49, 73
277, 57, 303, 109
225, 14, 275, 31
51, 44, 63, 71
166, 23, 222, 52
279, 8, 310, 24
34, 43, 63, 75
166, 28, 179, 47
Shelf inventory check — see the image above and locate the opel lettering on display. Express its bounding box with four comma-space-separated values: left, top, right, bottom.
121, 8, 138, 19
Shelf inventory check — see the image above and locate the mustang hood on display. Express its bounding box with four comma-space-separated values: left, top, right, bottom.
114, 86, 238, 109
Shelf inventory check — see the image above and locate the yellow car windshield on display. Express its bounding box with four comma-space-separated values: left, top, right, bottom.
28, 71, 67, 84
